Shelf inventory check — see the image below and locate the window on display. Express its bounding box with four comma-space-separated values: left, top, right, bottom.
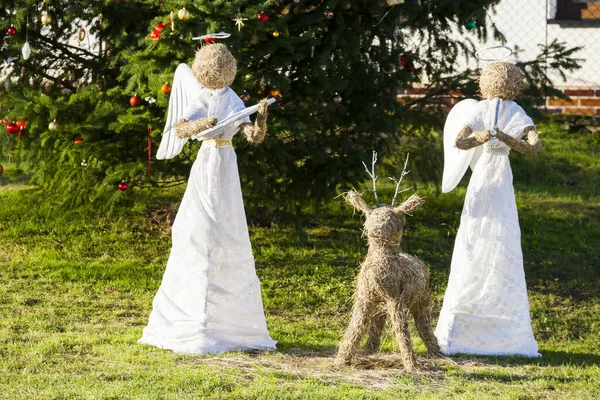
555, 0, 600, 20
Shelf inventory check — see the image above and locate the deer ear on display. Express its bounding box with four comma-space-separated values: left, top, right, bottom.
395, 194, 423, 214
345, 189, 371, 214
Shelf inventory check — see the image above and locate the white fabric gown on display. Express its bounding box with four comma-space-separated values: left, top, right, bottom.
435, 100, 540, 357
139, 87, 277, 354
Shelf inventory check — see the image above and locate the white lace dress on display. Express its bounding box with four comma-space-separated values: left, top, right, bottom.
435, 100, 541, 357
139, 87, 277, 354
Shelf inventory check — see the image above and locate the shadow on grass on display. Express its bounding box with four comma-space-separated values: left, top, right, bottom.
446, 350, 600, 368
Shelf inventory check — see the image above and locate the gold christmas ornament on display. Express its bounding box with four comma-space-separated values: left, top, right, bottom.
48, 119, 58, 131
232, 13, 247, 31
41, 11, 52, 25
272, 31, 280, 38
177, 7, 190, 20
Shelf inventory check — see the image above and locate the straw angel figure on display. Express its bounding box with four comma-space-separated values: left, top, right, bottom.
435, 60, 541, 357
139, 42, 276, 354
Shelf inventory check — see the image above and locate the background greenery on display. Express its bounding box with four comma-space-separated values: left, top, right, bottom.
0, 0, 581, 213
0, 122, 598, 399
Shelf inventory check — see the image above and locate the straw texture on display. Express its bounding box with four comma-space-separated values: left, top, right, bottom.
479, 62, 527, 100
175, 117, 217, 138
191, 44, 237, 89
335, 190, 441, 370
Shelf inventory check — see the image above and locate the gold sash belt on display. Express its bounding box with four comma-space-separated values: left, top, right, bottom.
203, 138, 232, 148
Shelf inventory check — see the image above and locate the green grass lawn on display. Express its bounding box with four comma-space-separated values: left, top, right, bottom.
1, 123, 599, 399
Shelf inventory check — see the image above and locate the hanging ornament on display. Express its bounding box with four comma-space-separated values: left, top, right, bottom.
41, 11, 52, 25
400, 51, 416, 72
381, 63, 395, 74
74, 137, 85, 144
178, 7, 190, 20
169, 11, 176, 31
161, 82, 172, 94
240, 91, 250, 102
269, 88, 280, 97
272, 31, 280, 38
48, 119, 58, 131
333, 93, 343, 104
203, 37, 216, 44
118, 181, 128, 191
323, 9, 334, 19
22, 42, 31, 61
154, 22, 167, 32
257, 12, 269, 23
6, 122, 19, 134
77, 28, 86, 42
18, 130, 25, 139
150, 29, 161, 41
147, 125, 152, 177
130, 95, 142, 107
0, 165, 3, 174
22, 14, 32, 60
464, 19, 476, 30
16, 120, 27, 130
232, 13, 247, 31
7, 25, 17, 35
81, 160, 88, 167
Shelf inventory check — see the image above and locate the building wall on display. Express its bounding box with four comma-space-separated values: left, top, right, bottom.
463, 0, 600, 115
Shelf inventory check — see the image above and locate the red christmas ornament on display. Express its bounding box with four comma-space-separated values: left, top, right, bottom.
400, 51, 416, 73
118, 182, 128, 191
18, 130, 25, 139
204, 37, 216, 44
0, 165, 3, 174
150, 29, 161, 41
7, 26, 17, 35
74, 137, 85, 144
257, 12, 269, 23
130, 95, 142, 107
16, 120, 27, 130
6, 122, 19, 134
154, 23, 166, 31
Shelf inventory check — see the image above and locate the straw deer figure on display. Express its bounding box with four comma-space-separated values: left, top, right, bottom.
335, 152, 441, 370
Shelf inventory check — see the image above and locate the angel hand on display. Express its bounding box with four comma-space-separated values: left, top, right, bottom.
475, 129, 491, 143
175, 117, 218, 139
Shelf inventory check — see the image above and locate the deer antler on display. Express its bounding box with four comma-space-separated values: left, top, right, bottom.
389, 153, 412, 207
361, 151, 380, 207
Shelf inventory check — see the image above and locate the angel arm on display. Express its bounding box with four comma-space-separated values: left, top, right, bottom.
174, 117, 217, 139
495, 125, 541, 155
455, 125, 491, 150
240, 98, 269, 144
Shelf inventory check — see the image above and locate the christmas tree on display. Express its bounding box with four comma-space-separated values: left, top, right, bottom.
0, 0, 581, 212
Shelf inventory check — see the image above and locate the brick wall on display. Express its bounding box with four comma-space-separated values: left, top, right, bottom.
546, 88, 600, 116
397, 87, 600, 116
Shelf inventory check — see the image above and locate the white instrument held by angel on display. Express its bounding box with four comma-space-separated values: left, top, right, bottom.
156, 63, 274, 160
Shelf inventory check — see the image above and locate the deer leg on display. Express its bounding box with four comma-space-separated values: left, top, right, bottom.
335, 296, 375, 366
412, 299, 442, 357
364, 310, 386, 354
387, 298, 417, 371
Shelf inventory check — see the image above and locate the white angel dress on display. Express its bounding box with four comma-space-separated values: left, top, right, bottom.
435, 98, 540, 357
139, 64, 276, 354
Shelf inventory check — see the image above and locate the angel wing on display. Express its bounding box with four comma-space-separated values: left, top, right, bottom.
156, 64, 205, 160
442, 99, 483, 193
